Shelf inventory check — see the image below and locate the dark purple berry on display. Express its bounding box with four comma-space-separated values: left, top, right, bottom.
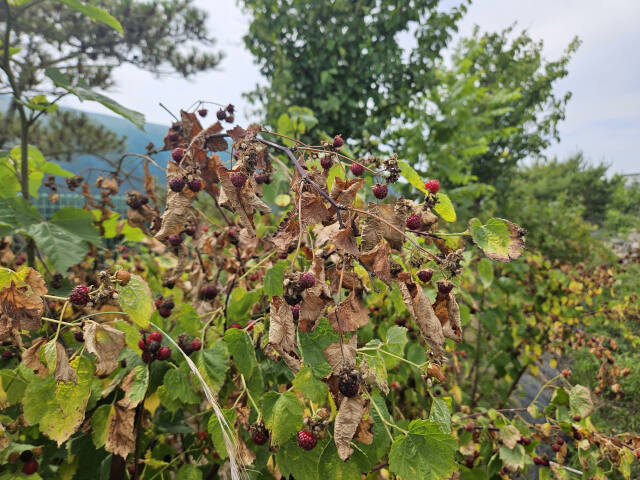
141, 351, 153, 363
338, 370, 360, 397
158, 307, 172, 318
216, 108, 227, 120
437, 280, 454, 295
225, 114, 234, 123
417, 269, 433, 283
191, 338, 202, 351
255, 173, 267, 184
251, 423, 268, 445
292, 304, 300, 321
188, 179, 203, 192
230, 173, 246, 188
333, 135, 344, 148
200, 284, 218, 300
226, 104, 235, 113
168, 234, 183, 247
69, 285, 90, 306
184, 225, 197, 237
350, 163, 364, 176
321, 155, 333, 170
405, 214, 422, 230
157, 346, 171, 360
171, 148, 184, 163
198, 108, 208, 117
74, 331, 84, 342
300, 272, 315, 289
297, 430, 317, 450
372, 184, 388, 199
147, 341, 161, 354
169, 177, 185, 192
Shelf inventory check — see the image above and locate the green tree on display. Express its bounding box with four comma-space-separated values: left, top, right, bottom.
394, 26, 579, 197
240, 0, 467, 144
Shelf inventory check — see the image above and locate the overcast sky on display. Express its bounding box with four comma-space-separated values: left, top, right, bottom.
62, 0, 640, 174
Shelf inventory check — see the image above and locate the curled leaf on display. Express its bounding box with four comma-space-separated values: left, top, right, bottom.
83, 321, 126, 376
469, 217, 526, 262
323, 335, 357, 375
328, 290, 369, 333
334, 395, 366, 461
105, 403, 136, 458
268, 296, 300, 373
432, 291, 462, 343
22, 337, 49, 378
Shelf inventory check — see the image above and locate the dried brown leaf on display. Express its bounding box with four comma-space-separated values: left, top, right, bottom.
360, 241, 392, 286
268, 297, 300, 373
328, 290, 369, 332
433, 291, 462, 343
22, 337, 48, 378
299, 192, 333, 227
106, 404, 136, 459
334, 395, 366, 461
330, 177, 363, 209
323, 335, 357, 375
331, 226, 360, 257
397, 280, 446, 364
361, 203, 405, 251
0, 282, 44, 332
354, 406, 374, 445
83, 322, 126, 376
299, 255, 334, 331
53, 341, 78, 384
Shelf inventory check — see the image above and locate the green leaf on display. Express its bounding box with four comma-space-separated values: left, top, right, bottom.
433, 193, 456, 222
263, 261, 286, 298
163, 367, 201, 405
23, 222, 90, 273
499, 444, 526, 470
207, 408, 236, 460
23, 356, 94, 445
469, 218, 525, 262
56, 0, 123, 33
264, 392, 303, 446
223, 328, 257, 378
226, 287, 260, 324
276, 436, 326, 480
388, 419, 457, 480
569, 385, 593, 418
292, 366, 328, 403
385, 325, 408, 356
398, 160, 427, 194
50, 208, 101, 245
122, 365, 149, 406
318, 441, 361, 479
197, 341, 230, 392
175, 464, 203, 480
327, 162, 346, 192
429, 398, 451, 434
46, 68, 144, 130
477, 258, 494, 288
43, 341, 57, 372
91, 404, 113, 448
118, 274, 154, 328
298, 318, 339, 378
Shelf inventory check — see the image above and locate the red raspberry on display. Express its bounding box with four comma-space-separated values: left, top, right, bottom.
202, 226, 209, 232
405, 214, 422, 230
22, 459, 38, 475
69, 285, 90, 305
168, 234, 183, 247
216, 108, 227, 120
171, 148, 184, 163
141, 351, 153, 364
197, 430, 208, 440
520, 437, 531, 445
138, 339, 146, 350
149, 332, 162, 343
229, 323, 243, 329
424, 179, 440, 194
552, 444, 560, 452
562, 369, 570, 377
188, 179, 203, 192
465, 423, 474, 432
350, 163, 364, 176
251, 423, 269, 445
417, 269, 433, 283
372, 184, 388, 199
157, 346, 171, 361
291, 304, 300, 321
169, 177, 185, 192
155, 299, 164, 309
297, 430, 317, 450
332, 135, 344, 148
158, 307, 172, 318
198, 108, 208, 118
230, 173, 247, 188
2, 350, 14, 360
320, 155, 333, 170
300, 272, 315, 289
191, 338, 202, 351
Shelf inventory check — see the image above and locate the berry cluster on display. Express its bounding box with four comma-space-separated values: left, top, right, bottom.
155, 297, 175, 318
138, 331, 171, 364
168, 173, 202, 194
216, 104, 235, 123
177, 334, 202, 355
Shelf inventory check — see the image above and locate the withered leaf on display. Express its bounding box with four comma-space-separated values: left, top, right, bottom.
354, 406, 374, 445
155, 163, 197, 240
106, 404, 136, 459
299, 254, 334, 331
117, 368, 146, 410
22, 337, 49, 378
53, 341, 78, 384
0, 282, 44, 332
328, 290, 369, 332
272, 212, 301, 253
268, 296, 300, 373
217, 164, 259, 237
359, 357, 389, 395
83, 322, 126, 376
323, 335, 357, 375
330, 177, 363, 209
236, 432, 257, 466
360, 241, 392, 286
330, 226, 360, 257
361, 203, 405, 251
433, 291, 462, 343
299, 191, 333, 227
334, 395, 366, 461
397, 280, 446, 364
23, 268, 48, 296
180, 110, 203, 140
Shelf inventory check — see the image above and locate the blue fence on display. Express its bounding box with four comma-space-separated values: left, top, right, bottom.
33, 194, 129, 219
